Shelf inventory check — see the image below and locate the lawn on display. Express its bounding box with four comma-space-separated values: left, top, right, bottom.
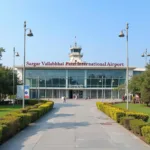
114, 103, 150, 122
0, 105, 22, 117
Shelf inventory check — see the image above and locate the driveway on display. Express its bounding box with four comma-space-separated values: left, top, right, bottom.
0, 99, 150, 150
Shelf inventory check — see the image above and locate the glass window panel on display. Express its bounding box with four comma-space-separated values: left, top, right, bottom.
52, 77, 59, 87
39, 89, 45, 98
60, 78, 66, 87
46, 89, 52, 98
46, 78, 53, 87
87, 79, 91, 87
53, 90, 59, 98
39, 79, 45, 87
91, 90, 97, 98
106, 79, 111, 87
26, 78, 32, 86
105, 90, 111, 99
32, 79, 37, 87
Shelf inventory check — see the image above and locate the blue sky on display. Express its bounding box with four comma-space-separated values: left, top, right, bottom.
0, 0, 150, 67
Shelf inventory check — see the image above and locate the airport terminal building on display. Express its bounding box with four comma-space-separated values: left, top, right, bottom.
16, 42, 145, 99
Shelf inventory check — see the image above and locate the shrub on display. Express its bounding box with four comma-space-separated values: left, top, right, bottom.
29, 112, 38, 122
141, 126, 150, 144
96, 102, 149, 123
28, 108, 42, 118
16, 113, 31, 130
126, 112, 149, 122
0, 100, 54, 144
129, 119, 147, 135
96, 102, 125, 122
120, 116, 135, 130
15, 99, 48, 105
0, 126, 2, 142
0, 116, 20, 142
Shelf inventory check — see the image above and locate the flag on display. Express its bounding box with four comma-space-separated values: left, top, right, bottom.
24, 85, 29, 99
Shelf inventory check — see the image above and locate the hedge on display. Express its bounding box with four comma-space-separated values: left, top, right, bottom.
120, 116, 135, 130
96, 101, 150, 145
15, 99, 48, 105
126, 112, 149, 122
141, 126, 150, 144
96, 102, 149, 122
0, 100, 54, 144
129, 119, 147, 135
96, 102, 126, 122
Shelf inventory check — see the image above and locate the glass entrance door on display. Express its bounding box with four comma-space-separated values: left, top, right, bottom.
72, 90, 83, 99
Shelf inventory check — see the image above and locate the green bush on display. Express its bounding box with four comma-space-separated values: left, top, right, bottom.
126, 112, 149, 122
29, 112, 38, 122
28, 108, 42, 118
96, 102, 125, 123
0, 116, 20, 142
0, 100, 54, 144
141, 126, 150, 144
17, 113, 31, 130
15, 99, 48, 105
0, 126, 2, 142
96, 102, 149, 123
120, 116, 135, 130
0, 125, 8, 143
129, 119, 147, 135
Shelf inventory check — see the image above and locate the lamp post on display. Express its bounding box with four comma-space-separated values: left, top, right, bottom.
99, 76, 103, 100
141, 49, 150, 66
13, 47, 19, 104
23, 21, 33, 108
119, 23, 129, 110
111, 79, 114, 99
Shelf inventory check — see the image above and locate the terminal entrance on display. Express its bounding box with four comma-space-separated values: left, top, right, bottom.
69, 90, 83, 99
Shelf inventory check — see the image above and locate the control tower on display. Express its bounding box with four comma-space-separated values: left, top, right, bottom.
69, 39, 83, 63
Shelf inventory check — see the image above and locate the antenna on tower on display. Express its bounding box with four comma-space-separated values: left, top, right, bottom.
75, 36, 77, 47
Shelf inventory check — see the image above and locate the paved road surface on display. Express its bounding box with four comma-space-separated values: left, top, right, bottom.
0, 99, 150, 150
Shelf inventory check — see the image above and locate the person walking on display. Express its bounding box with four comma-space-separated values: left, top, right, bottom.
64, 96, 66, 103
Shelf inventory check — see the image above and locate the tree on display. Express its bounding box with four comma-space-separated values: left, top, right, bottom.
128, 74, 144, 94
0, 66, 20, 101
140, 68, 150, 106
128, 64, 150, 106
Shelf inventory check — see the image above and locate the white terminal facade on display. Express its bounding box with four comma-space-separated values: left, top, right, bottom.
16, 42, 145, 99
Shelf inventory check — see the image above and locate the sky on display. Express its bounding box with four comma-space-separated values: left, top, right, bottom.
0, 0, 150, 68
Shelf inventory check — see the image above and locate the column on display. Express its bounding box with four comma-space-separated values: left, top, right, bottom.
45, 89, 46, 99
66, 90, 68, 98
52, 89, 53, 98
83, 90, 86, 99
66, 70, 68, 88
84, 70, 87, 88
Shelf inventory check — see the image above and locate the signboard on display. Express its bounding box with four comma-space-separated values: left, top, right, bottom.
24, 85, 30, 99
26, 61, 124, 67
17, 85, 23, 99
16, 85, 30, 99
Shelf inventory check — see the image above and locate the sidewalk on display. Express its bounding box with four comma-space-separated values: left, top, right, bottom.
0, 99, 150, 150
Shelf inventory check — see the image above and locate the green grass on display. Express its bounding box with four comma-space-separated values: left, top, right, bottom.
114, 103, 150, 122
0, 105, 22, 117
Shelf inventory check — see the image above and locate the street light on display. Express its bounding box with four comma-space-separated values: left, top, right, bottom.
111, 79, 114, 99
23, 21, 33, 108
13, 47, 19, 105
119, 23, 129, 110
99, 76, 104, 100
141, 49, 150, 66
